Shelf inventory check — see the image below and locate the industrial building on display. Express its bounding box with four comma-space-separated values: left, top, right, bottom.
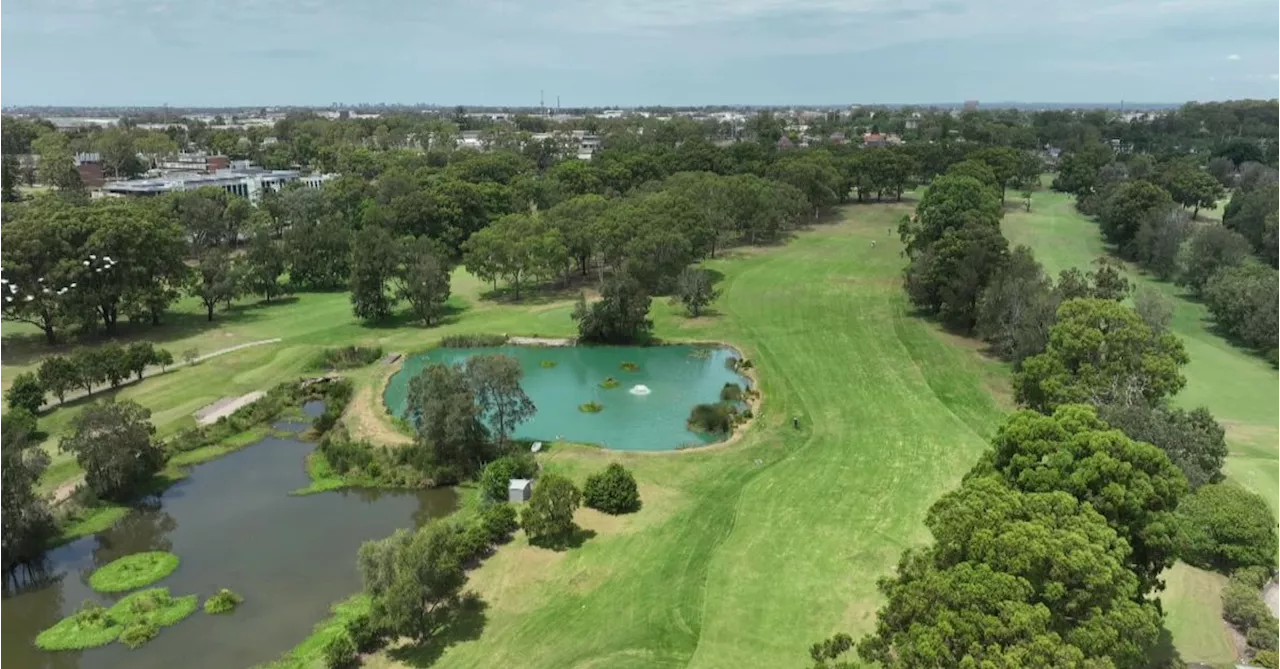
102, 167, 333, 203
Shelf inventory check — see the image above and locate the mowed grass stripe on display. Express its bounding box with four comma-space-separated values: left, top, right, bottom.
412, 207, 1003, 669
687, 216, 998, 668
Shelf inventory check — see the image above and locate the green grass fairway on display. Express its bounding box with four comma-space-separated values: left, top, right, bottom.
348, 203, 1007, 669
1003, 189, 1277, 668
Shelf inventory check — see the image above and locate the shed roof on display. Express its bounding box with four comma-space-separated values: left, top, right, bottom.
509, 478, 532, 489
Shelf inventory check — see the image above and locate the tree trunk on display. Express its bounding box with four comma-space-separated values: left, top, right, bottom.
206, 303, 215, 321
1192, 205, 1200, 219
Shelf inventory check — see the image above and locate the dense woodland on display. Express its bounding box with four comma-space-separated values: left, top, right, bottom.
2, 101, 1278, 666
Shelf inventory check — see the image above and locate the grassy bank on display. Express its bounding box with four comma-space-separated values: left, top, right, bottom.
1002, 189, 1277, 667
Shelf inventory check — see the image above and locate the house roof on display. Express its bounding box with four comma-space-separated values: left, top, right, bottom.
509, 478, 532, 489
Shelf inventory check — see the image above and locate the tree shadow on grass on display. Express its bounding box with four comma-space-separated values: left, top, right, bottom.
527, 525, 596, 552
478, 280, 587, 306
386, 594, 488, 668
360, 303, 468, 330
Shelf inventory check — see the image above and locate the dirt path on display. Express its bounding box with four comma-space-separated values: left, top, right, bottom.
39, 338, 283, 411
1265, 581, 1278, 617
194, 391, 266, 425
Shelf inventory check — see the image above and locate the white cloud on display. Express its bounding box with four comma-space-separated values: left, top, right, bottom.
1227, 53, 1242, 60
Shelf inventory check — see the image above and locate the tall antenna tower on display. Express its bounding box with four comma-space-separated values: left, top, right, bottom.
540, 90, 545, 112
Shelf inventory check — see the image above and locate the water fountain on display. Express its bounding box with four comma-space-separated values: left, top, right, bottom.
629, 384, 651, 396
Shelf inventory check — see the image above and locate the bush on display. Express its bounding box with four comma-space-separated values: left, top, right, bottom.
579, 401, 604, 413
540, 359, 557, 368
1256, 650, 1280, 669
688, 402, 736, 434
1177, 483, 1278, 572
323, 631, 358, 669
312, 346, 384, 371
439, 333, 508, 348
619, 361, 639, 372
478, 455, 537, 502
312, 379, 355, 434
583, 463, 641, 515
203, 588, 243, 614
320, 433, 376, 475
600, 376, 621, 389
719, 383, 743, 402
118, 621, 159, 649
1223, 576, 1276, 632
344, 612, 388, 653
1249, 623, 1279, 652
1235, 566, 1275, 590
479, 503, 519, 543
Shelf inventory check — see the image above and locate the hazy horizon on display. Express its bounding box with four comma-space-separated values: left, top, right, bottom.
2, 0, 1277, 107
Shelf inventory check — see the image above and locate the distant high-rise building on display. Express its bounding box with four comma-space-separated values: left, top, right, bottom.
963, 100, 979, 111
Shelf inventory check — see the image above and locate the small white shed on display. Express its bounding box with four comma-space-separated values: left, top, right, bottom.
508, 478, 533, 503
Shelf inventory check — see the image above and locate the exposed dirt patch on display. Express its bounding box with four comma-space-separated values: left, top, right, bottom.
345, 366, 412, 446
51, 477, 83, 505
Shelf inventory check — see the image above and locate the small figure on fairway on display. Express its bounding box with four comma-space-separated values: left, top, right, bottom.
871, 240, 877, 249
792, 416, 800, 429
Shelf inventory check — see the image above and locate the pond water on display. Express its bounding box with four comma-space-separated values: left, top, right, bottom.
1, 421, 458, 669
384, 345, 751, 451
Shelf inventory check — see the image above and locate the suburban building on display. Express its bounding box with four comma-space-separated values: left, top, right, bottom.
102, 166, 333, 203
158, 152, 231, 173
74, 153, 105, 188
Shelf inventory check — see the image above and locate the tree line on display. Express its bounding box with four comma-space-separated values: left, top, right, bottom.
1054, 143, 1278, 363
815, 151, 1277, 668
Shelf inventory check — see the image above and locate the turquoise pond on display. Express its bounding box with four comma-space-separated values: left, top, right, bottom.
383, 345, 752, 451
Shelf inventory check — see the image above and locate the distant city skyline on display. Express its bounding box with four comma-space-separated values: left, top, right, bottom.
2, 0, 1276, 106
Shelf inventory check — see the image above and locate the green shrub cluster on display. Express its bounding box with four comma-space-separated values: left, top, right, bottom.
1177, 483, 1278, 572
344, 611, 390, 653
439, 333, 508, 348
312, 378, 354, 433
478, 454, 537, 502
1255, 650, 1279, 669
317, 429, 433, 489
1222, 566, 1279, 659
540, 359, 557, 368
719, 382, 744, 402
600, 377, 621, 389
619, 361, 639, 372
323, 630, 358, 668
583, 463, 641, 515
88, 551, 180, 592
579, 401, 604, 413
36, 587, 199, 651
311, 346, 384, 371
203, 588, 243, 614
688, 402, 738, 434
119, 620, 160, 649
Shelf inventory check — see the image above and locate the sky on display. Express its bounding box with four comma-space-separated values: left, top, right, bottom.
2, 0, 1278, 106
